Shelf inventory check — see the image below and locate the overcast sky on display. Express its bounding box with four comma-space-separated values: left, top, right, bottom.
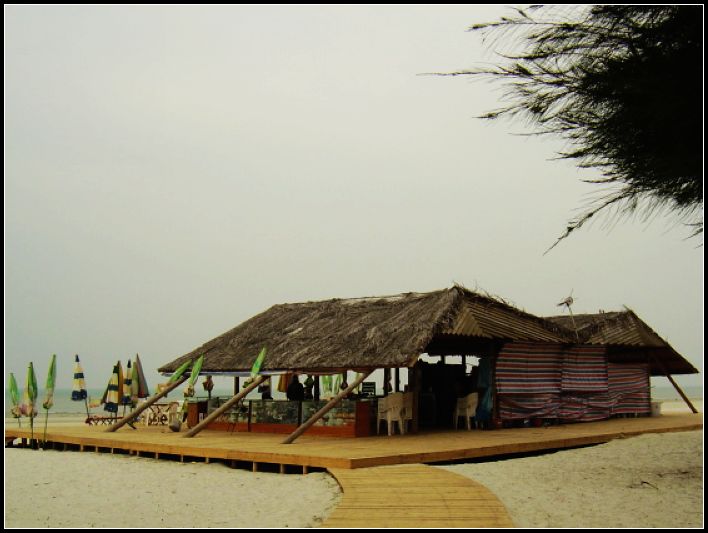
5, 5, 703, 392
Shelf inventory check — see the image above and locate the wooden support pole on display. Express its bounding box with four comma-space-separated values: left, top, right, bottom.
184, 375, 269, 438
649, 354, 698, 413
107, 375, 189, 432
282, 371, 373, 444
410, 362, 420, 434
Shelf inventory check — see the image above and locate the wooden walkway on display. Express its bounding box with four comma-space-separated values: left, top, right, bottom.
5, 413, 701, 471
323, 464, 514, 528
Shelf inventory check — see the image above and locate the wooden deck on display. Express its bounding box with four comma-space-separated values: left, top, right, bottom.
323, 464, 515, 528
5, 413, 701, 471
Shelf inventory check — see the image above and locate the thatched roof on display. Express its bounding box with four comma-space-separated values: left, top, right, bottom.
159, 286, 698, 376
545, 309, 698, 375
159, 286, 571, 374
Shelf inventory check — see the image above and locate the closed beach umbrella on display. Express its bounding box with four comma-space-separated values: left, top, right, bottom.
104, 363, 120, 414
9, 372, 22, 427
132, 353, 150, 400
42, 354, 57, 443
184, 355, 204, 396
168, 360, 193, 384
122, 359, 133, 414
42, 354, 57, 411
250, 347, 267, 378
173, 355, 204, 432
21, 362, 38, 441
71, 354, 91, 418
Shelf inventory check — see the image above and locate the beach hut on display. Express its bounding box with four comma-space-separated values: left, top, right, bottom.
158, 286, 698, 440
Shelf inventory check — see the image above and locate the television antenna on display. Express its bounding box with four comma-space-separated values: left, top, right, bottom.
557, 290, 580, 342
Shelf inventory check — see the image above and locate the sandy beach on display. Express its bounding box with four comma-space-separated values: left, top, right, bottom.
4, 446, 341, 528
4, 402, 702, 528
439, 429, 703, 528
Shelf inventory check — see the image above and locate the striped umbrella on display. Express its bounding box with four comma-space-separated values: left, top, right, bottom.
71, 355, 91, 419
21, 362, 38, 442
42, 354, 57, 443
103, 363, 120, 415
9, 372, 22, 427
122, 359, 133, 414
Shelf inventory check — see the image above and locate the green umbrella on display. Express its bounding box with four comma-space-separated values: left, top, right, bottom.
168, 360, 193, 383
9, 372, 22, 427
250, 347, 267, 378
173, 356, 205, 432
21, 362, 38, 443
42, 354, 57, 443
189, 356, 204, 389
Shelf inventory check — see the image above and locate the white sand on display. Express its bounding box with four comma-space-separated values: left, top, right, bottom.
439, 430, 703, 528
4, 405, 702, 528
4, 447, 341, 528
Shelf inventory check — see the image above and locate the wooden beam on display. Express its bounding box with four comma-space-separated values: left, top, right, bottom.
183, 375, 269, 438
106, 375, 189, 432
282, 371, 373, 444
649, 353, 698, 413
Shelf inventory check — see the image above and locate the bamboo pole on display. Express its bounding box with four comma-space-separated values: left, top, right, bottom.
282, 371, 373, 444
106, 376, 188, 432
184, 375, 268, 438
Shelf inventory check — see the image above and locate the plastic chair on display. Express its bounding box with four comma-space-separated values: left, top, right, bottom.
376, 395, 390, 435
453, 392, 479, 430
166, 402, 181, 426
377, 393, 411, 436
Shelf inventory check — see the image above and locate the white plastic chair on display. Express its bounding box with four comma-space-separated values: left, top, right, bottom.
377, 393, 412, 436
377, 395, 391, 435
166, 401, 181, 426
453, 392, 479, 430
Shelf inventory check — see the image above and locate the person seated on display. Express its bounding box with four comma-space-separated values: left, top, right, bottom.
286, 375, 305, 401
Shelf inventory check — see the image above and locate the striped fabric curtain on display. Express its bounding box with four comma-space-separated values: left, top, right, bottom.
608, 363, 650, 415
496, 343, 564, 420
558, 346, 611, 422
561, 346, 608, 392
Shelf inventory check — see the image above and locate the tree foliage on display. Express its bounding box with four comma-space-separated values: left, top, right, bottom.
440, 5, 703, 251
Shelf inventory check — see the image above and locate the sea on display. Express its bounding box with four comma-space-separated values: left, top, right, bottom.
4, 384, 703, 417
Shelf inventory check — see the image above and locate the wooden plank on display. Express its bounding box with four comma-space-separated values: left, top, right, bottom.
323, 464, 514, 528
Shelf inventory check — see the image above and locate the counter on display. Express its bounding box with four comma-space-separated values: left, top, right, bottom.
188, 398, 375, 437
